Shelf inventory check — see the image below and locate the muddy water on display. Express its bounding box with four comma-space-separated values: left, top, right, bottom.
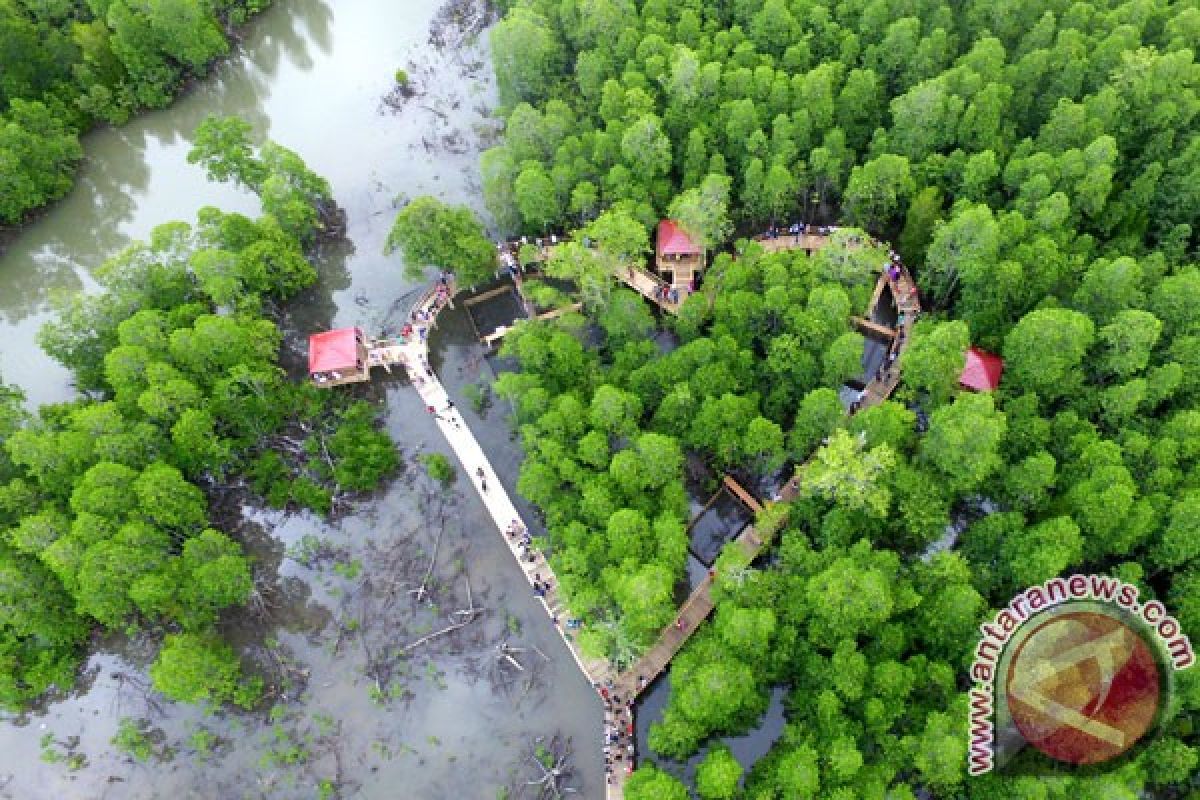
0, 1, 602, 797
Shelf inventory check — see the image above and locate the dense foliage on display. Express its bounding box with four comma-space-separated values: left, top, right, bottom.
0, 126, 396, 710
0, 0, 270, 223
486, 0, 1200, 796
384, 195, 498, 286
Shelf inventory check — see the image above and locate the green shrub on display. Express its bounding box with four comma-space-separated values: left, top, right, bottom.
291, 476, 332, 515
463, 382, 491, 414
419, 453, 456, 484
112, 718, 155, 762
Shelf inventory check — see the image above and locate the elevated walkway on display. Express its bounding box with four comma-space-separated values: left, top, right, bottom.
386, 225, 922, 800
480, 302, 583, 348
506, 240, 682, 314
617, 264, 682, 313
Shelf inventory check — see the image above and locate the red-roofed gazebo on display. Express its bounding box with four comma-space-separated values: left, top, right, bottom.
656, 220, 705, 289
959, 347, 1004, 392
657, 220, 701, 257
309, 327, 368, 386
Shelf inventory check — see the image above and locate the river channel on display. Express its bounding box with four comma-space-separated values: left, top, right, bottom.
0, 1, 602, 797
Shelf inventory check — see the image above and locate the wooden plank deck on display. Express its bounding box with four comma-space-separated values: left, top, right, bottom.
462, 284, 513, 306
366, 342, 408, 373
722, 475, 764, 513
753, 233, 832, 253
853, 315, 897, 339
312, 370, 370, 388
534, 302, 583, 322
617, 264, 682, 313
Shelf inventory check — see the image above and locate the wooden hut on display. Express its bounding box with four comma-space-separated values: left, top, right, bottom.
309, 327, 369, 387
656, 220, 705, 290
959, 347, 1004, 392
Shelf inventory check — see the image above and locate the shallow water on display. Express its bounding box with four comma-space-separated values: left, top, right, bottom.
0, 1, 602, 797
688, 492, 753, 566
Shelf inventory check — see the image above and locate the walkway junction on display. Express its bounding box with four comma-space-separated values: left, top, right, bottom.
306, 222, 923, 798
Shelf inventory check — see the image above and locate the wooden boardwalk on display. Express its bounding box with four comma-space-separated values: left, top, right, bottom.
610, 496, 767, 697
509, 241, 683, 314
601, 235, 921, 798
616, 264, 683, 312
753, 231, 833, 253
397, 228, 921, 800
480, 302, 583, 348
722, 474, 764, 513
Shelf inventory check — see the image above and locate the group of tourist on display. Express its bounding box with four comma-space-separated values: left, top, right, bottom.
310, 370, 344, 384
654, 283, 682, 304
505, 517, 540, 565
599, 680, 637, 785
406, 270, 456, 344
425, 398, 461, 430
499, 245, 520, 279
761, 221, 841, 242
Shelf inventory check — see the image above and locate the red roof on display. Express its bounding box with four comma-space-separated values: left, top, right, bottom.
309, 327, 362, 373
657, 219, 702, 256
959, 347, 1004, 391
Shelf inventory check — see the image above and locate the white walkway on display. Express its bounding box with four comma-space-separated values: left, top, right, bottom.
398, 313, 615, 683
399, 298, 636, 798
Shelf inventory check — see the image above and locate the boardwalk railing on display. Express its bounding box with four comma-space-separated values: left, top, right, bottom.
616, 262, 682, 312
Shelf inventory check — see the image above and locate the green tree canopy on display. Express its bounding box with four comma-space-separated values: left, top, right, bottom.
149, 632, 259, 708
900, 320, 969, 405
384, 196, 496, 285
799, 429, 895, 518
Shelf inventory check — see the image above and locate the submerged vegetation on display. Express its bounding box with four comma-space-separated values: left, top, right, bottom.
483, 0, 1200, 795
0, 122, 396, 711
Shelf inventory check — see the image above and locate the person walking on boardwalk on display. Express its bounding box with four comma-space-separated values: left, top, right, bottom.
476, 466, 488, 492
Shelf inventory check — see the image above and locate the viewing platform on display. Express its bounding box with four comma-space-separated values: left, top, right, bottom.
307, 279, 457, 388
308, 327, 411, 388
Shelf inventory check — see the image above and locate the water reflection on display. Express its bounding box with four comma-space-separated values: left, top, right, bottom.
279, 235, 355, 376
298, 0, 336, 57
